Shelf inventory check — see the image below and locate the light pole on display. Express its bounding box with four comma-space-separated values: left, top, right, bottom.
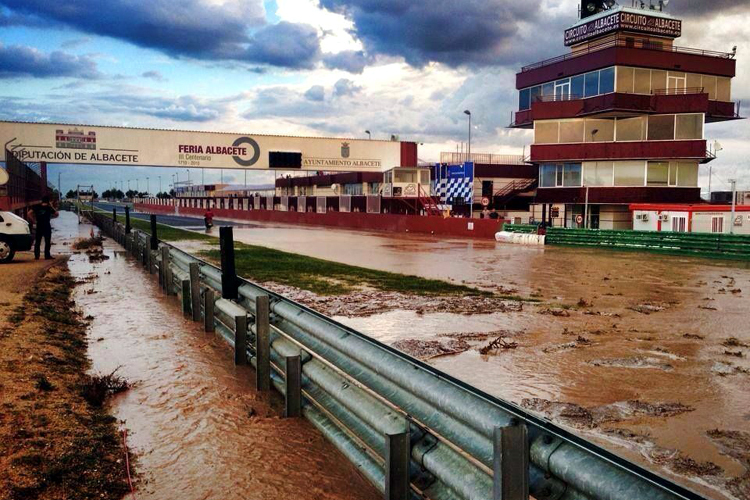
146, 177, 150, 196
158, 176, 162, 195
463, 110, 472, 163
136, 178, 139, 193
730, 179, 737, 234
365, 130, 371, 140
186, 169, 190, 184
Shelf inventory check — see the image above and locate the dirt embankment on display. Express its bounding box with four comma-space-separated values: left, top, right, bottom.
0, 261, 132, 500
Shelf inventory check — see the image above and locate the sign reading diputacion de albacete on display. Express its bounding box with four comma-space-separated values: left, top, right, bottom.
0, 121, 401, 172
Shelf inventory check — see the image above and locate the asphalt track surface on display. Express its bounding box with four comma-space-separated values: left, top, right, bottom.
93, 202, 248, 228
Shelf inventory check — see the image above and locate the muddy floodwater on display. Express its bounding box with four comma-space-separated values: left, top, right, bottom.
54, 213, 379, 500
183, 220, 750, 500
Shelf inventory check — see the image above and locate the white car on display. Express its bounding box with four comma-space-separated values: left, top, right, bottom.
0, 211, 34, 263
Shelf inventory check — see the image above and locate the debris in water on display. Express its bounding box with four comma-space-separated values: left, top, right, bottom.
723, 338, 749, 348
539, 308, 571, 317
682, 333, 705, 340
72, 235, 104, 250
478, 337, 518, 355
589, 356, 674, 371
80, 367, 131, 407
391, 338, 471, 361
628, 302, 674, 314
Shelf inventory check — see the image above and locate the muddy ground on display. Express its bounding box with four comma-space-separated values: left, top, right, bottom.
0, 256, 131, 500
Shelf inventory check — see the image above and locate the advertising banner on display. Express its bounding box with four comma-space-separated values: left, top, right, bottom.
0, 121, 403, 172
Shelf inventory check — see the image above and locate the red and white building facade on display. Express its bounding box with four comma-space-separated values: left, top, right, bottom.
512, 1, 740, 230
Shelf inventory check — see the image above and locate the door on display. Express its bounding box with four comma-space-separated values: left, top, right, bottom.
555, 80, 570, 101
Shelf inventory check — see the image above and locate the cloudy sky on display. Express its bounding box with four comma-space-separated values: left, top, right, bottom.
0, 0, 747, 195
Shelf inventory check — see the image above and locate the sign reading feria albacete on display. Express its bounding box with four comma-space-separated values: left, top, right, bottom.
0, 121, 404, 172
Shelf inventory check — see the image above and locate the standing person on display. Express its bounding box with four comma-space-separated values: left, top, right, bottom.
29, 195, 59, 260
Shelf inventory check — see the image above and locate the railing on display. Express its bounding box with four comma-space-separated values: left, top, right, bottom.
439, 152, 527, 165
90, 209, 711, 500
521, 37, 734, 73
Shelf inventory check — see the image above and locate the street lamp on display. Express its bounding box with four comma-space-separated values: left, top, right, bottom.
158, 176, 162, 195
365, 130, 371, 140
463, 110, 471, 162
146, 177, 150, 196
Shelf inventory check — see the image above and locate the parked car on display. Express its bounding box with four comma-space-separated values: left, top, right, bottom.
0, 211, 33, 263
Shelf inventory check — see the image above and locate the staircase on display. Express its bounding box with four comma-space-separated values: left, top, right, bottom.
493, 178, 537, 205
418, 186, 443, 216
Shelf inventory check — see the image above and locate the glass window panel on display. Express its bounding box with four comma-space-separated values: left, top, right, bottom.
540, 165, 557, 188
647, 162, 669, 186
651, 70, 667, 93
677, 162, 699, 186
614, 162, 646, 186
600, 67, 615, 94
669, 162, 677, 185
585, 119, 614, 142
584, 71, 599, 97
686, 73, 702, 91
634, 69, 651, 94
556, 165, 564, 186
616, 67, 634, 93
583, 162, 613, 186
616, 117, 644, 141
519, 88, 531, 110
559, 120, 584, 143
555, 81, 571, 100
675, 114, 703, 140
717, 77, 731, 101
571, 75, 584, 98
535, 121, 559, 144
702, 75, 717, 100
530, 86, 541, 104
542, 82, 555, 96
647, 114, 675, 140
563, 163, 582, 187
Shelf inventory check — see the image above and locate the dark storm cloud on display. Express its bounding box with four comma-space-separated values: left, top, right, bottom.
142, 70, 167, 82
0, 44, 101, 79
244, 22, 321, 69
323, 50, 368, 73
319, 0, 544, 67
0, 0, 322, 69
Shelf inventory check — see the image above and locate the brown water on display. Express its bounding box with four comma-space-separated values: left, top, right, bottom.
54, 213, 380, 500
192, 220, 750, 500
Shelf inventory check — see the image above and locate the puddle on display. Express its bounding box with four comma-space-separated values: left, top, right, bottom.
56, 213, 379, 500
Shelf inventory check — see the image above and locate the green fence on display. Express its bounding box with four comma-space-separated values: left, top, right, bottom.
543, 227, 750, 260
502, 223, 539, 234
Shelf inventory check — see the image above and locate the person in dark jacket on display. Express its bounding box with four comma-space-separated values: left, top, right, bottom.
29, 196, 58, 260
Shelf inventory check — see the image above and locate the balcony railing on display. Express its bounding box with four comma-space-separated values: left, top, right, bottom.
439, 152, 527, 165
521, 36, 734, 73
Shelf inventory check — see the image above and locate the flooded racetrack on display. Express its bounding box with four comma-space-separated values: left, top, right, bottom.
55, 213, 380, 500
185, 219, 750, 500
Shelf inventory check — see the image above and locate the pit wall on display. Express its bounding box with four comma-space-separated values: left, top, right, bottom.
134, 202, 505, 240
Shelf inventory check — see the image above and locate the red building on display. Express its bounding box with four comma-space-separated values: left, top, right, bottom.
55, 128, 97, 150
512, 0, 741, 229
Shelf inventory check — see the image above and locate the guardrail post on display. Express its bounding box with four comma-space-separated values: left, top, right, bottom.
125, 206, 131, 234
284, 355, 301, 418
159, 246, 168, 290
189, 263, 201, 322
164, 259, 174, 296
204, 288, 215, 333
112, 208, 116, 223
385, 432, 410, 500
493, 421, 529, 500
150, 214, 158, 250
181, 279, 191, 315
255, 295, 270, 391
234, 315, 248, 365
219, 226, 238, 300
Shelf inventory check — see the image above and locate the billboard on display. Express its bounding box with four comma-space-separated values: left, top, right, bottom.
0, 121, 405, 173
565, 10, 682, 46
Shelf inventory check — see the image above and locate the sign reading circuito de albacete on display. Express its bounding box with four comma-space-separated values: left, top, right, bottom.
564, 11, 682, 46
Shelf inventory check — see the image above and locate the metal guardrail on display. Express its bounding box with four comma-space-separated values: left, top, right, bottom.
439, 152, 527, 165
91, 210, 710, 500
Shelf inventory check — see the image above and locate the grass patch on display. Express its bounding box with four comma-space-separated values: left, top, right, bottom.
113, 213, 214, 242
203, 242, 486, 296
